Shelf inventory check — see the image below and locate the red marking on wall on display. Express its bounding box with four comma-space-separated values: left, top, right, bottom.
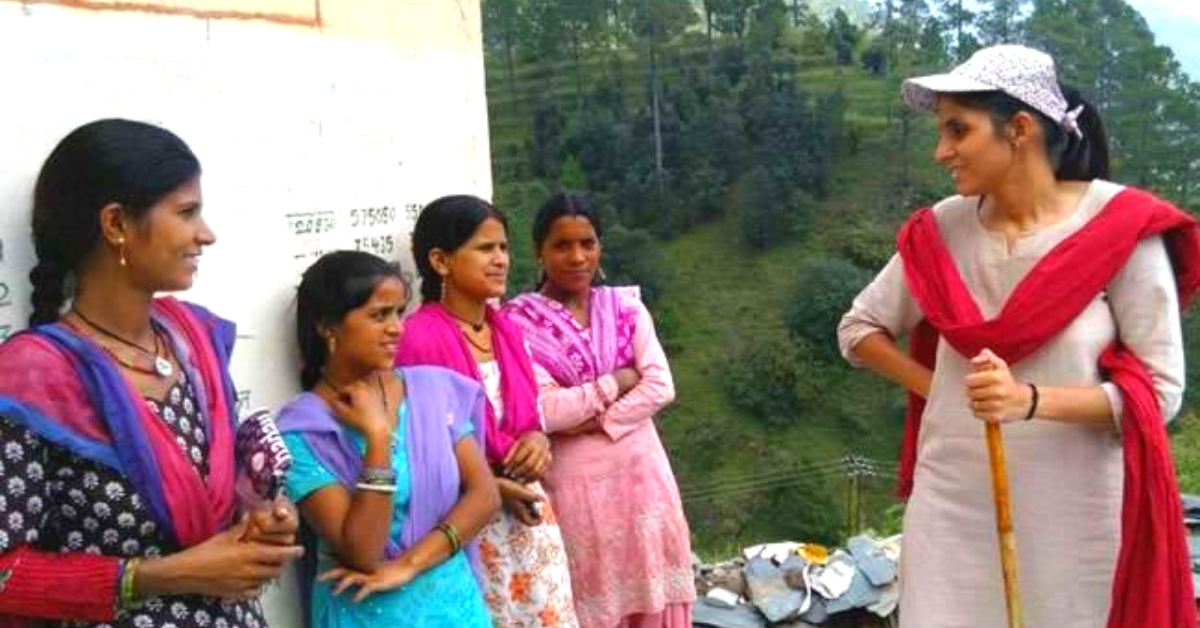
10, 0, 322, 28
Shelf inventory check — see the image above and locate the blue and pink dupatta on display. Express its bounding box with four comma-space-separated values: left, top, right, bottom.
0, 297, 238, 548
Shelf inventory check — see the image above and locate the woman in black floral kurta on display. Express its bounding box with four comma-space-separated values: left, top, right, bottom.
0, 371, 266, 628
0, 119, 301, 627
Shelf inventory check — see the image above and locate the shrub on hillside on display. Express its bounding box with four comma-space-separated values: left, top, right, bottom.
736, 166, 791, 248
494, 179, 552, 295
785, 257, 873, 360
1182, 308, 1200, 412
828, 219, 894, 271
723, 337, 801, 426
602, 224, 671, 305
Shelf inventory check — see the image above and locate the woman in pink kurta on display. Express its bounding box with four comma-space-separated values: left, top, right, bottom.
504, 192, 695, 628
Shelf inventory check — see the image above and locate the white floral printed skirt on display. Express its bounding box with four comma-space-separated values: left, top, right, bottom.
477, 482, 580, 628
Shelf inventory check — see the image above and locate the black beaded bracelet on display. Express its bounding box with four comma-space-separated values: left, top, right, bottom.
1023, 383, 1039, 421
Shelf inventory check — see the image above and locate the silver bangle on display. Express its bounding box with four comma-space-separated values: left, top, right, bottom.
359, 466, 397, 484
355, 482, 397, 494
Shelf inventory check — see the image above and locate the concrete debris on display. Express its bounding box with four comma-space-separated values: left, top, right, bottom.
694, 534, 901, 628
706, 587, 742, 609
744, 556, 809, 622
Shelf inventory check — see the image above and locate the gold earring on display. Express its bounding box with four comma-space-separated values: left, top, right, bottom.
328, 336, 337, 355
597, 267, 607, 282
440, 271, 451, 302
117, 237, 127, 267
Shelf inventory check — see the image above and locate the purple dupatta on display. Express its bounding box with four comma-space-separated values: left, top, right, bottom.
504, 287, 639, 387
276, 366, 485, 568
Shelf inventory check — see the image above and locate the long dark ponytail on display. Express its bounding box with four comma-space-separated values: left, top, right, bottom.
1055, 86, 1109, 181
951, 84, 1110, 182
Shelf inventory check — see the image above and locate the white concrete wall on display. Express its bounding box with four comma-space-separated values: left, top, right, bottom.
0, 1, 490, 625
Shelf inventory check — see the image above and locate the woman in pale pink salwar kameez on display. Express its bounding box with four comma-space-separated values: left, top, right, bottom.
504, 192, 695, 628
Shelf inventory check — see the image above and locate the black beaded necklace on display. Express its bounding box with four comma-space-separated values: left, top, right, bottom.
70, 309, 174, 378
445, 307, 486, 333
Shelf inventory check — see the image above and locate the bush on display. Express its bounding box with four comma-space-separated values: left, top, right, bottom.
530, 99, 567, 179
785, 257, 873, 360
828, 219, 895, 271
1170, 412, 1200, 494
736, 166, 790, 248
493, 180, 552, 296
602, 225, 671, 305
723, 336, 801, 425
1182, 308, 1200, 412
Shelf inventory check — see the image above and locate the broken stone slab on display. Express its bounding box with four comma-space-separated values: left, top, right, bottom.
811, 557, 856, 599
798, 593, 829, 625
693, 600, 769, 628
867, 581, 900, 617
701, 563, 749, 598
695, 534, 901, 625
745, 556, 807, 623
744, 541, 802, 564
773, 620, 820, 628
824, 564, 883, 615
706, 587, 742, 609
846, 535, 897, 586
780, 554, 809, 590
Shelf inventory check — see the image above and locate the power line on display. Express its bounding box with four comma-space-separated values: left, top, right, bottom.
679, 455, 901, 510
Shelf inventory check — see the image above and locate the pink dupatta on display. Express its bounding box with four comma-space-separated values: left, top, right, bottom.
395, 302, 541, 464
503, 287, 639, 387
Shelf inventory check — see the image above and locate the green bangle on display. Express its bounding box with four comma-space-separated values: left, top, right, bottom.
119, 558, 141, 609
437, 523, 461, 553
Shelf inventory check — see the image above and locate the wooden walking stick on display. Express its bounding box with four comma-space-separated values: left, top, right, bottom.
985, 421, 1023, 628
974, 355, 1024, 628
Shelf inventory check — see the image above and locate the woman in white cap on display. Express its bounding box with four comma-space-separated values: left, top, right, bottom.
838, 45, 1198, 627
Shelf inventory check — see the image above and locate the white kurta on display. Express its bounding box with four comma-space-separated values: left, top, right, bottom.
838, 180, 1185, 628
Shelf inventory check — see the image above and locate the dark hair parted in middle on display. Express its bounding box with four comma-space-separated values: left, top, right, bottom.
410, 195, 508, 302
295, 250, 406, 389
949, 84, 1110, 181
532, 191, 603, 252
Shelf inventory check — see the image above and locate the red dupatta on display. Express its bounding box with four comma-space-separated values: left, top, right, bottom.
896, 187, 1199, 628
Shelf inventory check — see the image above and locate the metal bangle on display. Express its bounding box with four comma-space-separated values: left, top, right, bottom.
355, 482, 397, 494
437, 522, 461, 553
358, 466, 397, 484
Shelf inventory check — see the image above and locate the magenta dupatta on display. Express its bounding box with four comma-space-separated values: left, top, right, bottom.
395, 302, 541, 464
503, 287, 639, 387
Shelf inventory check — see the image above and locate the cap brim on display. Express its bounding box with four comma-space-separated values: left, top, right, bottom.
902, 73, 996, 112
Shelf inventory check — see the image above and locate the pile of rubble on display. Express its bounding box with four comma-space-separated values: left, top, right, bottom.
693, 535, 901, 628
